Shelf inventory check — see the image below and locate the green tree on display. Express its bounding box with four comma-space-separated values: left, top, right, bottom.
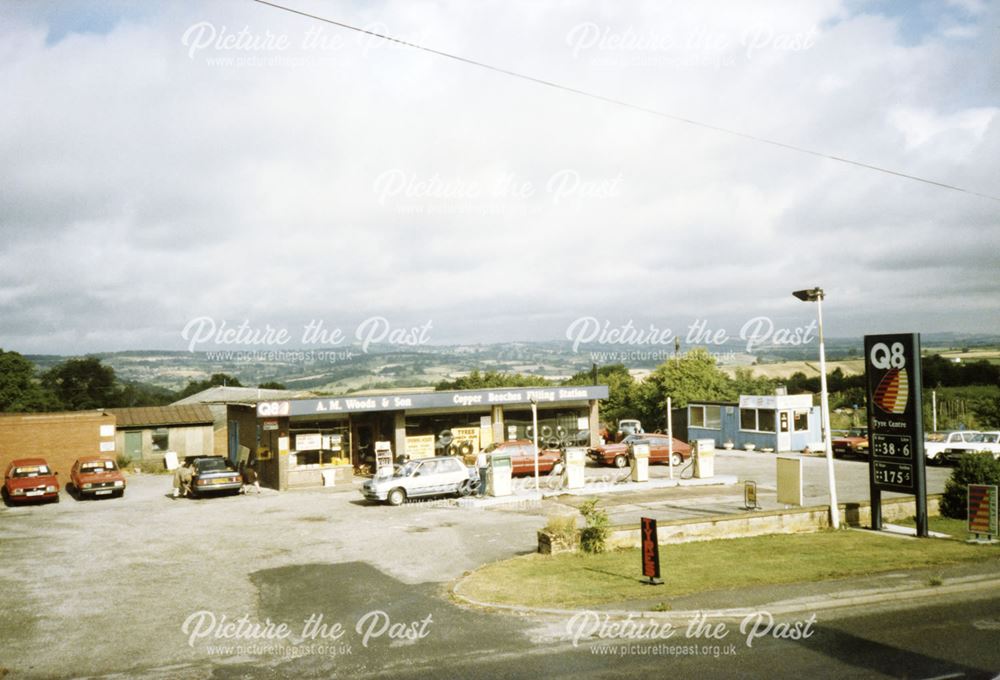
435, 370, 549, 391
258, 381, 287, 390
177, 373, 244, 399
0, 349, 58, 412
940, 452, 1000, 519
117, 381, 178, 407
731, 367, 776, 396
41, 357, 120, 410
564, 364, 636, 426
633, 349, 735, 429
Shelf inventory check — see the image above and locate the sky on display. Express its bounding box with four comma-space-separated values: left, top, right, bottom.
0, 0, 997, 355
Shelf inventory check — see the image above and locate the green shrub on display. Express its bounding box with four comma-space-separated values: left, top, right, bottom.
116, 453, 132, 469
940, 452, 1000, 519
579, 499, 610, 554
544, 514, 579, 548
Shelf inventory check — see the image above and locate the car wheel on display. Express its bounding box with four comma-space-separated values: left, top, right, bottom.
457, 480, 472, 497
551, 461, 565, 476
387, 488, 406, 506
614, 455, 628, 469
670, 452, 683, 467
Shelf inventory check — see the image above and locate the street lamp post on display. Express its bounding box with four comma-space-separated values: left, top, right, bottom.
530, 396, 540, 494
793, 287, 840, 529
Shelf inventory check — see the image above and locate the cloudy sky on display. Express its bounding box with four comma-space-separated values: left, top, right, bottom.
1, 0, 997, 355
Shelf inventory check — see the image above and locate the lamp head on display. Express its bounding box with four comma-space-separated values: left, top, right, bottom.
792, 287, 824, 302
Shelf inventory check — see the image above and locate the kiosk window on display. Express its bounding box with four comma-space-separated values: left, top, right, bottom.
688, 405, 721, 429
740, 408, 776, 433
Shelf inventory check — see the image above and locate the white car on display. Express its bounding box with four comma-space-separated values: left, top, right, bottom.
924, 430, 1000, 464
361, 456, 476, 506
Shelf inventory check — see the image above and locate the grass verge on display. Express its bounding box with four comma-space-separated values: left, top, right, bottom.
459, 527, 999, 609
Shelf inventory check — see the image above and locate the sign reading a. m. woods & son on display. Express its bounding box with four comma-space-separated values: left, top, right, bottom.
863, 333, 929, 536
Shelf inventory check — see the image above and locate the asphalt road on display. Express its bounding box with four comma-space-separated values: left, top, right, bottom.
0, 453, 983, 679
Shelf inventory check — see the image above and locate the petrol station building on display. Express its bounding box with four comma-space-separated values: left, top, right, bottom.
232, 385, 608, 491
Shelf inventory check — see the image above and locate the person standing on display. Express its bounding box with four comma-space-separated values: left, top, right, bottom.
172, 461, 193, 498
240, 460, 261, 495
476, 450, 489, 497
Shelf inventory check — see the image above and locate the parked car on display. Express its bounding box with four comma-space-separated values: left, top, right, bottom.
832, 428, 869, 459
70, 456, 126, 499
484, 439, 564, 476
940, 431, 1000, 464
924, 430, 985, 464
362, 456, 476, 506
3, 458, 60, 504
189, 456, 243, 497
589, 433, 691, 468
616, 419, 644, 441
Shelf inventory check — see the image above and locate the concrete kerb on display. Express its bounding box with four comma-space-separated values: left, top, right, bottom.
449, 571, 1000, 626
456, 475, 740, 508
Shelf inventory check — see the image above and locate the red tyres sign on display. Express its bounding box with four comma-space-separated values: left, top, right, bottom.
968, 484, 998, 537
641, 517, 662, 583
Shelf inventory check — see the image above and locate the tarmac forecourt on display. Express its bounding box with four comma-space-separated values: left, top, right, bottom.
452, 515, 1000, 616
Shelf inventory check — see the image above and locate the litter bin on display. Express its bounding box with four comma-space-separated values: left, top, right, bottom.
565, 447, 586, 489
489, 452, 513, 497
693, 439, 715, 479
629, 439, 650, 482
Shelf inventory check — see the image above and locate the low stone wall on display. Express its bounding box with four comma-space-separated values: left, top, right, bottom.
538, 495, 943, 553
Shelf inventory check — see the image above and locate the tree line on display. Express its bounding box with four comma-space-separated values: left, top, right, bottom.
0, 348, 285, 412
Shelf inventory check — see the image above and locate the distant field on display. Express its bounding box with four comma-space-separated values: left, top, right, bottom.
722, 359, 865, 379
934, 348, 1000, 364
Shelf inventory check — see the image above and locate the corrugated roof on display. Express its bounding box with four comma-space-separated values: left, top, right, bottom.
107, 404, 214, 428
172, 386, 311, 406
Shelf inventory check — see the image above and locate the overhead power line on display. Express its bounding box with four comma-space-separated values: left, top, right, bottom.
251, 0, 999, 203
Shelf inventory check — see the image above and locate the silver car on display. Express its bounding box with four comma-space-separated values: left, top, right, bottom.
361, 456, 476, 506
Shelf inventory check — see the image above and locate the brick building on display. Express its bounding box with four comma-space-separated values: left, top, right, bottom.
0, 411, 117, 478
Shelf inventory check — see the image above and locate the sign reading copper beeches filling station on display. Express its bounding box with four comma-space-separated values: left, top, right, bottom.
864, 333, 928, 537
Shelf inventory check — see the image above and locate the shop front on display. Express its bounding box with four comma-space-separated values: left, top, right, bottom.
250, 385, 608, 490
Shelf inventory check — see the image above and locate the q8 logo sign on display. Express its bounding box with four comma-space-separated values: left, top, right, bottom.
870, 342, 909, 415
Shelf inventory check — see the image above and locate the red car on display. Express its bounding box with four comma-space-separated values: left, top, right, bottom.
832, 429, 869, 459
485, 440, 564, 476
3, 458, 60, 504
589, 433, 691, 468
70, 456, 126, 499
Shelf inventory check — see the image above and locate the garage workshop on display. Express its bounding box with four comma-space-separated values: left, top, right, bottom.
234, 385, 608, 491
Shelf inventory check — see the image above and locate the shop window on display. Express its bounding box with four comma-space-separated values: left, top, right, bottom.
740, 409, 776, 433
689, 405, 722, 430
289, 423, 351, 468
152, 428, 169, 452
792, 410, 810, 432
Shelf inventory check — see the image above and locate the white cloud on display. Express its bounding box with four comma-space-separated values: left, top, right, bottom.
0, 0, 997, 354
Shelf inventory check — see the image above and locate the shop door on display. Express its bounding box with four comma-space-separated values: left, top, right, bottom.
777, 411, 791, 452
228, 420, 239, 464
124, 431, 142, 460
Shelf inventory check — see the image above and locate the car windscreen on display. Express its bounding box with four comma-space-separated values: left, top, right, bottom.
196, 459, 231, 472
81, 461, 116, 473
13, 466, 50, 477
